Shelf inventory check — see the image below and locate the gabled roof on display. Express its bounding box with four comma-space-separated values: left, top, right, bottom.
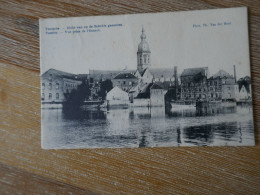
140, 68, 148, 76
113, 72, 137, 79
181, 67, 208, 77
107, 86, 128, 95
134, 70, 141, 77
151, 83, 163, 89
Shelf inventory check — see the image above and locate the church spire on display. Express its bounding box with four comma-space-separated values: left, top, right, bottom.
137, 26, 151, 74
140, 26, 146, 40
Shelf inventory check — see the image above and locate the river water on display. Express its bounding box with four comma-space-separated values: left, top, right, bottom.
41, 104, 255, 149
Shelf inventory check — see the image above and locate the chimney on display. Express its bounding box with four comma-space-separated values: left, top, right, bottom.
233, 65, 237, 83
174, 66, 178, 99
174, 66, 178, 86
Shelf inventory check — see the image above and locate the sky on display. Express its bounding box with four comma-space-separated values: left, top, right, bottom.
40, 7, 251, 79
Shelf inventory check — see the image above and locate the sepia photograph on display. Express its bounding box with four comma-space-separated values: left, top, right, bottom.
40, 7, 255, 149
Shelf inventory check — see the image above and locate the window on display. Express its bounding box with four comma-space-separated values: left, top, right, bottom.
123, 81, 126, 85
42, 93, 45, 100
49, 93, 52, 100
49, 74, 52, 81
143, 55, 147, 63
56, 83, 59, 89
56, 93, 59, 99
49, 83, 52, 90
42, 83, 45, 89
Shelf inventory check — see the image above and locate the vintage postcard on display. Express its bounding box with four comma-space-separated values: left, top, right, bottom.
40, 7, 255, 149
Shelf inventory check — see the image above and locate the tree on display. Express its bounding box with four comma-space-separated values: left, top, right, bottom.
98, 79, 113, 100
237, 76, 251, 93
63, 80, 91, 108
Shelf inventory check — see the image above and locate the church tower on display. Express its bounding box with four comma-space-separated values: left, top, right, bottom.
137, 27, 151, 74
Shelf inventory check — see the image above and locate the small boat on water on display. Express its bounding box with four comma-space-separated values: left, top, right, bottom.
81, 100, 104, 110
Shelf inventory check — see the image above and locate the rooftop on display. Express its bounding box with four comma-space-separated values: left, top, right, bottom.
151, 83, 164, 89
41, 68, 82, 81
181, 67, 208, 77
212, 70, 233, 79
113, 72, 137, 79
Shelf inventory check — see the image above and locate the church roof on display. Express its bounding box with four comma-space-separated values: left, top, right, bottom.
113, 72, 137, 79
181, 67, 208, 77
140, 68, 149, 76
150, 68, 177, 78
89, 69, 136, 81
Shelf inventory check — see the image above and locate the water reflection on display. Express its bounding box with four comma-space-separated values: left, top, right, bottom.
41, 104, 255, 149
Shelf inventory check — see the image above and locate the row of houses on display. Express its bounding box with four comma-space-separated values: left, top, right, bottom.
180, 67, 252, 103
41, 27, 251, 107
41, 66, 251, 106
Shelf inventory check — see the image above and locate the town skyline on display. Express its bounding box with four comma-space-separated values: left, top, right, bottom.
41, 8, 255, 149
41, 8, 250, 79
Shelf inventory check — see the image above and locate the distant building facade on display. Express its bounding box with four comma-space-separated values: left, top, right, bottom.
180, 68, 237, 102
208, 70, 236, 101
180, 67, 209, 101
112, 72, 138, 92
41, 69, 82, 103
